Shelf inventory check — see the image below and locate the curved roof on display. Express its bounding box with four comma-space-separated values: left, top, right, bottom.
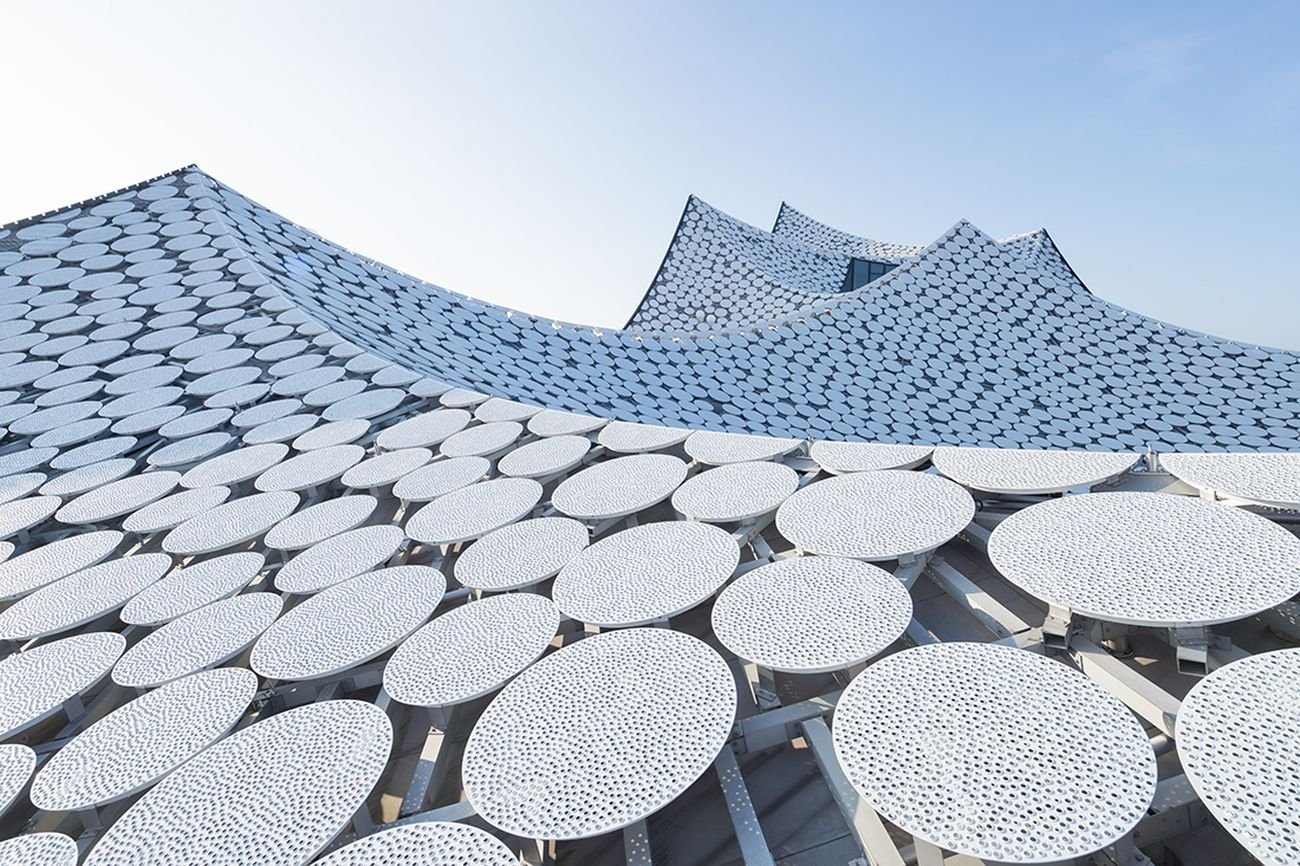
3, 166, 1298, 451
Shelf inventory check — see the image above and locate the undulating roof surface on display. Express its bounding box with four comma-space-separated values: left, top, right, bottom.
83, 166, 1291, 452
0, 167, 1297, 866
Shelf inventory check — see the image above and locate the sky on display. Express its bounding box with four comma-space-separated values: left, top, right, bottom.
2, 2, 1298, 347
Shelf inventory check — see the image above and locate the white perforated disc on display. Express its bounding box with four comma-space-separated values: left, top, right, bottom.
0, 744, 35, 817
406, 478, 541, 545
83, 700, 392, 866
0, 552, 171, 640
463, 628, 735, 839
832, 642, 1157, 863
0, 632, 125, 739
454, 517, 590, 592
254, 445, 364, 492
385, 593, 560, 707
684, 430, 801, 465
988, 491, 1300, 626
712, 556, 912, 673
809, 440, 934, 473
275, 524, 405, 594
497, 435, 590, 478
931, 446, 1139, 494
0, 529, 121, 601
292, 418, 369, 451
56, 471, 180, 524
527, 409, 606, 438
776, 470, 974, 560
162, 491, 299, 555
121, 551, 266, 625
439, 421, 522, 459
0, 833, 78, 866
474, 398, 541, 423
263, 495, 377, 551
252, 566, 445, 681
341, 448, 431, 488
123, 485, 231, 534
553, 521, 739, 627
597, 421, 690, 453
0, 495, 60, 539
672, 461, 799, 522
30, 668, 257, 811
551, 454, 687, 520
1162, 452, 1300, 509
113, 594, 282, 689
314, 822, 517, 866
180, 443, 287, 489
376, 409, 470, 450
392, 456, 489, 502
1177, 649, 1300, 866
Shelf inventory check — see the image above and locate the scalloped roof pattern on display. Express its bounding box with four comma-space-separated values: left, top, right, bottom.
624, 196, 853, 331
3, 167, 1298, 452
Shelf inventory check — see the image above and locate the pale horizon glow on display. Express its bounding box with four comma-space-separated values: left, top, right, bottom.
2, 2, 1298, 348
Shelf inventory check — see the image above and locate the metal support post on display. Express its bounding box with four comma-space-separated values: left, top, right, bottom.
1043, 603, 1076, 651
744, 662, 780, 710
1169, 626, 1210, 677
713, 747, 776, 866
624, 820, 653, 865
924, 557, 1031, 640
1069, 637, 1179, 737
800, 717, 905, 866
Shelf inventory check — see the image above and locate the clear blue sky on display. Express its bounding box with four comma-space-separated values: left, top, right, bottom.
3, 2, 1298, 347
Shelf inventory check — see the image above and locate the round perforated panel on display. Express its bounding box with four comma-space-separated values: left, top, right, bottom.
597, 422, 691, 454
931, 447, 1139, 494
712, 556, 911, 673
275, 524, 405, 594
439, 421, 522, 459
162, 491, 299, 555
314, 822, 517, 866
454, 517, 590, 592
385, 593, 560, 707
497, 435, 590, 478
684, 430, 801, 465
0, 529, 121, 601
121, 551, 265, 625
832, 642, 1157, 863
0, 833, 78, 866
0, 632, 124, 739
113, 594, 282, 689
376, 409, 470, 450
252, 566, 445, 681
0, 552, 171, 640
30, 668, 257, 810
988, 492, 1300, 626
463, 628, 735, 839
263, 495, 377, 551
56, 471, 180, 524
553, 521, 739, 627
0, 744, 35, 817
254, 445, 364, 492
551, 454, 687, 520
83, 700, 391, 866
405, 478, 541, 545
392, 456, 489, 502
341, 448, 431, 488
124, 485, 232, 534
527, 409, 606, 438
776, 470, 974, 560
808, 441, 934, 474
1161, 452, 1300, 509
1177, 649, 1300, 866
672, 461, 799, 522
